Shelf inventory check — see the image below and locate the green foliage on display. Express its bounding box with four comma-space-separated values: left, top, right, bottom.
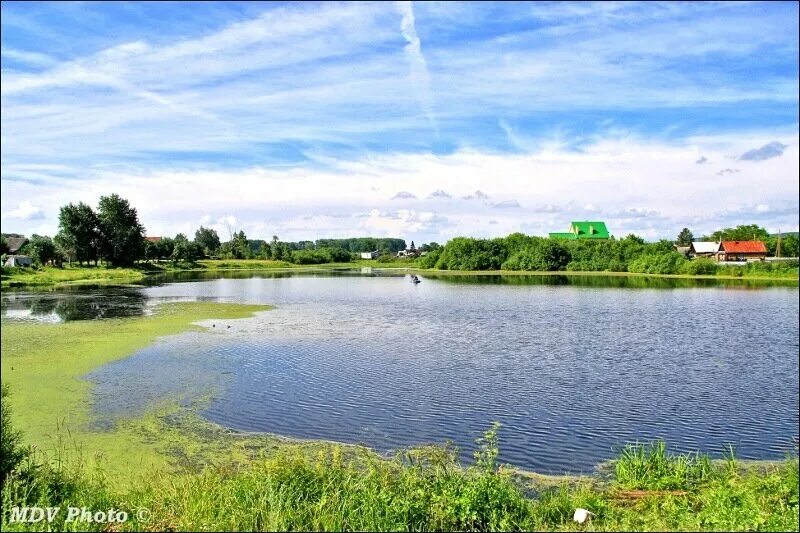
57, 202, 100, 265
418, 248, 442, 268
628, 252, 688, 274
676, 228, 694, 246
0, 236, 8, 255
25, 235, 57, 266
502, 239, 571, 271
0, 431, 797, 532
435, 237, 508, 270
1, 385, 28, 488
221, 231, 252, 259
777, 234, 799, 257
290, 247, 352, 265
96, 194, 145, 267
710, 224, 770, 242
716, 259, 799, 278
171, 235, 204, 263
680, 258, 718, 275
615, 441, 714, 490
429, 231, 793, 276
194, 227, 221, 256
313, 237, 406, 254
146, 237, 175, 261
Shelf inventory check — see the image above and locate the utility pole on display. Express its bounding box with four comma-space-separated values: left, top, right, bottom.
776, 229, 782, 258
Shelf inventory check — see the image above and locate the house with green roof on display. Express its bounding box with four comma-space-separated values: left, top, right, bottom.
549, 221, 610, 240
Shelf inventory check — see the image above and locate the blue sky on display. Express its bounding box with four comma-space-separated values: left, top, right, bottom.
1, 1, 798, 242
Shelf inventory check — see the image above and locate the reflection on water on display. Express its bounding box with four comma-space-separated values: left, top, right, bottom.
3, 268, 796, 323
1, 288, 148, 322
75, 272, 800, 473
424, 273, 798, 289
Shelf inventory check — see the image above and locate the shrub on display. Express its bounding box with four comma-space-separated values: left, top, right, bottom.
291, 247, 353, 265
501, 239, 571, 271
628, 252, 687, 274
681, 258, 718, 275
435, 238, 508, 270
1, 385, 28, 487
418, 248, 441, 268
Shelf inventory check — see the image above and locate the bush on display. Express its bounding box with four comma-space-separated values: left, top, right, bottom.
291, 247, 353, 265
628, 252, 687, 274
502, 239, 571, 271
435, 237, 508, 270
417, 248, 441, 268
681, 258, 718, 275
1, 385, 28, 487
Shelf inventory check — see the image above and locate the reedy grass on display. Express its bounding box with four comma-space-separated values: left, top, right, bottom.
1, 433, 797, 532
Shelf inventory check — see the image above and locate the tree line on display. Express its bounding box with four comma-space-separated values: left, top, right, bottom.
0, 194, 415, 267
0, 194, 146, 267
2, 193, 796, 271
419, 225, 799, 275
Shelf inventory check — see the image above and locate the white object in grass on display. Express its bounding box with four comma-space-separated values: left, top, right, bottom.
573, 508, 595, 524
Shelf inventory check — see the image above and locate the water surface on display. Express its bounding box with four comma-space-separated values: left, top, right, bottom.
3, 272, 798, 472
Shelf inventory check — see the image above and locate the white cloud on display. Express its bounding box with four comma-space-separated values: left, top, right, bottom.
3, 132, 796, 242
396, 1, 438, 136
3, 201, 45, 220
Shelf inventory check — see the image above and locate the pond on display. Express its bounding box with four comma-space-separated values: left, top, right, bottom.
2, 271, 798, 473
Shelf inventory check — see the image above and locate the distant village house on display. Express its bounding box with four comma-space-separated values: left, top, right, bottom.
673, 245, 690, 257
4, 255, 32, 267
549, 221, 610, 240
396, 241, 420, 258
718, 240, 767, 262
688, 241, 720, 258
689, 240, 767, 262
360, 250, 380, 260
4, 235, 28, 254
3, 234, 33, 267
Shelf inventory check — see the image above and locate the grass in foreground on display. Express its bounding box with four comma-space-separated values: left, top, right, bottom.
1, 412, 797, 532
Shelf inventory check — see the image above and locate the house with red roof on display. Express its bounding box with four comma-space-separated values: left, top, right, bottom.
718, 241, 767, 262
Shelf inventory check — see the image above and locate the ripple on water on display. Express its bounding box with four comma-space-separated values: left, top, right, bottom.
83, 276, 798, 473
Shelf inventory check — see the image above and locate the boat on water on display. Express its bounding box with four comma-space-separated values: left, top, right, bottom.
411, 275, 421, 284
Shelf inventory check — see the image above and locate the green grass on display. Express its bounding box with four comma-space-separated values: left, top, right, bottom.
0, 265, 149, 288
1, 431, 797, 532
0, 302, 275, 481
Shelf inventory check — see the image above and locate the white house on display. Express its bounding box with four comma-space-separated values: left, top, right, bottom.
360, 250, 380, 260
688, 241, 720, 258
4, 255, 33, 267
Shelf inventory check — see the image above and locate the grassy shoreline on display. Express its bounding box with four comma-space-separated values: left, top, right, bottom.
2, 259, 797, 289
0, 302, 278, 480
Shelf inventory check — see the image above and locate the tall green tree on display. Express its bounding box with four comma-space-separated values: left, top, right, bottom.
171, 234, 204, 263
779, 234, 799, 257
676, 228, 694, 246
96, 194, 145, 267
54, 232, 76, 264
270, 235, 284, 261
230, 230, 250, 259
26, 235, 57, 266
711, 224, 770, 242
194, 226, 221, 256
57, 202, 100, 265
